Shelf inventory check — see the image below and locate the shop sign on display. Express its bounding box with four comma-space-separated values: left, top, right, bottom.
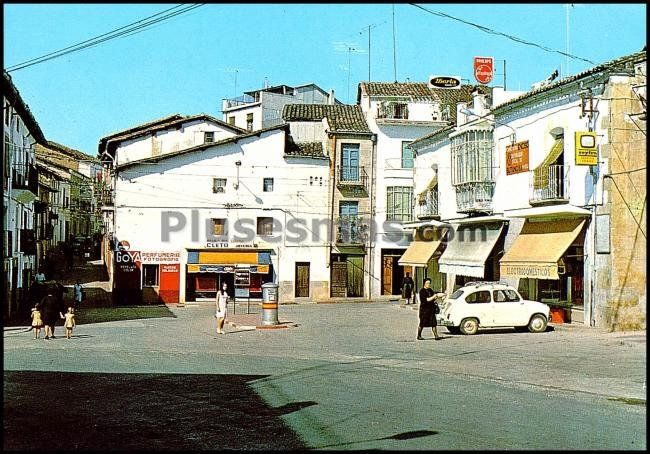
505, 140, 530, 175
235, 268, 251, 286
474, 56, 494, 84
188, 264, 236, 273
575, 131, 598, 166
206, 242, 259, 248
140, 251, 181, 263
428, 75, 462, 89
500, 263, 559, 280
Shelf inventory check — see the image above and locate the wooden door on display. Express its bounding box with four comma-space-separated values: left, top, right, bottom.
331, 260, 347, 297
295, 262, 310, 298
347, 256, 364, 297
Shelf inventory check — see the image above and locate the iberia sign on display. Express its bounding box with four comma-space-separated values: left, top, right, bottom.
474, 56, 494, 84
428, 75, 461, 89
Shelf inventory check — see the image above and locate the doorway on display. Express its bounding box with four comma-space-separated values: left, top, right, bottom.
295, 262, 310, 298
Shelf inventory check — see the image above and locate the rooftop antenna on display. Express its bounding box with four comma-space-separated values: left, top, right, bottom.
564, 4, 573, 77
360, 23, 381, 82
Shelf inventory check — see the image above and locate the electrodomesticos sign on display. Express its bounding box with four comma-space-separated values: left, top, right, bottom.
474, 56, 494, 84
428, 75, 461, 89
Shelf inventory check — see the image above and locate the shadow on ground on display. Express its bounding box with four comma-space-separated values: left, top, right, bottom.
3, 371, 310, 451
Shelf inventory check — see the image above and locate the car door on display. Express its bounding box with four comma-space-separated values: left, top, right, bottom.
464, 290, 495, 326
492, 289, 528, 326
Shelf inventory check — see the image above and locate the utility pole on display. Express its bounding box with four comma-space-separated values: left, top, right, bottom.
392, 4, 397, 82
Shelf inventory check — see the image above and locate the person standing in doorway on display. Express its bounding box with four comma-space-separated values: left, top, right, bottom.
215, 282, 229, 335
417, 278, 445, 340
402, 272, 415, 305
73, 283, 84, 310
35, 269, 46, 283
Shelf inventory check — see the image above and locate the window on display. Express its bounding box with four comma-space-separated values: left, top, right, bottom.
204, 131, 215, 143
493, 289, 520, 302
228, 116, 236, 126
213, 178, 227, 193
142, 264, 159, 287
257, 217, 274, 236
450, 129, 493, 185
246, 113, 253, 131
263, 178, 274, 192
386, 186, 413, 222
401, 141, 414, 168
341, 143, 360, 181
466, 290, 491, 304
212, 218, 227, 236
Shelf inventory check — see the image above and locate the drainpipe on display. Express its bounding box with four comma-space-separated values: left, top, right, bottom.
327, 133, 337, 272
368, 133, 377, 300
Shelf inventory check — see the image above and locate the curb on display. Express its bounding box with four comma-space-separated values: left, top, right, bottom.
227, 321, 298, 330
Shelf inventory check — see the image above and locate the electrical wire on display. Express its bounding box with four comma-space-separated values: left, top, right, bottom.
408, 3, 596, 66
5, 4, 206, 72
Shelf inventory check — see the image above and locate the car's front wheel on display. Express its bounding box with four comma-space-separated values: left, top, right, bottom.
460, 318, 479, 335
527, 314, 548, 333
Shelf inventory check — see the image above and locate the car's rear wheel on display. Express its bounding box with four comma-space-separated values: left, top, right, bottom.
527, 314, 548, 333
446, 326, 461, 335
459, 318, 479, 335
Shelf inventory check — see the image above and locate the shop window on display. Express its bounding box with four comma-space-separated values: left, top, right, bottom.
257, 217, 274, 236
143, 264, 159, 287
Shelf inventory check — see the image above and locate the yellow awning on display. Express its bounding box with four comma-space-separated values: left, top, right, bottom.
500, 218, 585, 280
398, 239, 442, 267
533, 138, 564, 189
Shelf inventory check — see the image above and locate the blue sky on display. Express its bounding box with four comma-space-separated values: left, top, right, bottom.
3, 3, 646, 156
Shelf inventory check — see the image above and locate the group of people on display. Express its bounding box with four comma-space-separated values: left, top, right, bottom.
28, 277, 85, 340
403, 272, 446, 341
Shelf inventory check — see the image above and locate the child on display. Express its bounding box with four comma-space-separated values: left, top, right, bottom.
31, 306, 43, 339
63, 307, 76, 339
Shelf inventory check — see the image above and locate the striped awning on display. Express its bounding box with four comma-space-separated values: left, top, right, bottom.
533, 138, 564, 189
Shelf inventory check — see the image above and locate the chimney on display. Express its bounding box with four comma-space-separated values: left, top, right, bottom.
471, 88, 487, 116
328, 89, 335, 105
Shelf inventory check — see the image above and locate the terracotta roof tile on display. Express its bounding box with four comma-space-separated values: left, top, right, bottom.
282, 104, 371, 134
285, 141, 328, 159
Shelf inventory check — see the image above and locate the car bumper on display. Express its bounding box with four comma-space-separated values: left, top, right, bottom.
437, 317, 453, 326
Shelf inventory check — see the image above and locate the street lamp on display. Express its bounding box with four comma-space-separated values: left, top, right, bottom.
234, 160, 241, 190
461, 108, 517, 144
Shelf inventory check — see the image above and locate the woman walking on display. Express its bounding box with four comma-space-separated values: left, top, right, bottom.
215, 283, 229, 335
417, 278, 445, 340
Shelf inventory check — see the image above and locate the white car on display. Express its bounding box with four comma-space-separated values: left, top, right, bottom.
437, 282, 550, 335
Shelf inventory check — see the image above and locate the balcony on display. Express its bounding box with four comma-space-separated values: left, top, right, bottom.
416, 191, 439, 219
455, 181, 495, 213
222, 93, 259, 110
335, 216, 369, 244
530, 164, 570, 205
336, 165, 369, 193
12, 163, 38, 195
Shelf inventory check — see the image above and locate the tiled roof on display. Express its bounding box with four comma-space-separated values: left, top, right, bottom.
492, 48, 646, 113
285, 141, 328, 159
282, 104, 372, 134
358, 82, 489, 124
40, 141, 98, 162
2, 70, 47, 144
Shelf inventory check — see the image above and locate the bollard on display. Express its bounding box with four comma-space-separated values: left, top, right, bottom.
261, 282, 279, 326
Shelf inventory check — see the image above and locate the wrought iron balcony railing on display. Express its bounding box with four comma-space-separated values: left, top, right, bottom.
336, 165, 369, 193
335, 215, 369, 244
416, 190, 439, 219
455, 181, 495, 213
530, 164, 570, 205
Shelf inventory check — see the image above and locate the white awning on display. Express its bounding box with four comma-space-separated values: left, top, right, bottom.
438, 222, 505, 278
504, 205, 591, 219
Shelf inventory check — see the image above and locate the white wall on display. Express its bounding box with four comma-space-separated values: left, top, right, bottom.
115, 120, 240, 165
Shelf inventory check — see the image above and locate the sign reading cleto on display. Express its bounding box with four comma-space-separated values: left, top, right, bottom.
428, 75, 462, 89
474, 56, 494, 84
575, 131, 598, 166
505, 141, 530, 175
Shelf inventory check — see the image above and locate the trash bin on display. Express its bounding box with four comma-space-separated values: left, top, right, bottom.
261, 282, 279, 326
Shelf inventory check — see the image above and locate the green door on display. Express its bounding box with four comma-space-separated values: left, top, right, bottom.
347, 256, 364, 297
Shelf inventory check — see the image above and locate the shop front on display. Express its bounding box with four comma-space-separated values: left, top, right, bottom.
500, 217, 587, 323
438, 221, 506, 290
185, 249, 273, 302
398, 235, 445, 295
